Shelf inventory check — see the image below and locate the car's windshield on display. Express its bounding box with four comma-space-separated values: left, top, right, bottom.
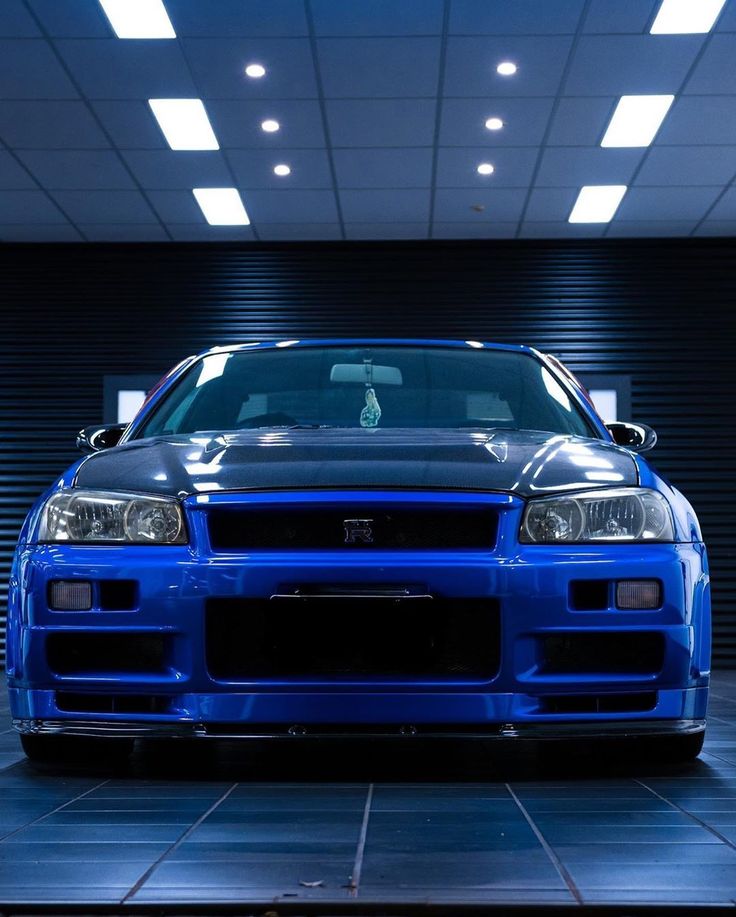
136, 345, 594, 438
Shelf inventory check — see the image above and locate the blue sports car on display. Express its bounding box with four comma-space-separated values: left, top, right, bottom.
7, 341, 710, 763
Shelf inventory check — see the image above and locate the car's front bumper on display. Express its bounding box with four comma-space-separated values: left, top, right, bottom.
7, 490, 711, 740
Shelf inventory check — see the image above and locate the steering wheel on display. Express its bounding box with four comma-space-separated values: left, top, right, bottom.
235, 412, 298, 429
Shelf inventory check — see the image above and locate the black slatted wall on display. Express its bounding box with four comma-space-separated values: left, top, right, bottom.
1, 238, 734, 665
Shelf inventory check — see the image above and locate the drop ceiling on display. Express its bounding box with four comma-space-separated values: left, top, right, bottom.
1, 0, 736, 242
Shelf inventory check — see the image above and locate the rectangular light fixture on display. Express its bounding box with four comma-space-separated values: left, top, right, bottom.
99, 0, 176, 38
149, 99, 219, 150
193, 188, 250, 226
650, 0, 727, 34
601, 95, 674, 148
569, 186, 627, 224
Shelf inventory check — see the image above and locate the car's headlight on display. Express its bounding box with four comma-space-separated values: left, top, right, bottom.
39, 489, 186, 544
520, 487, 674, 544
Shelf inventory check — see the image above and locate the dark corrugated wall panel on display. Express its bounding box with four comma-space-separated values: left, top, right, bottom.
1, 238, 734, 666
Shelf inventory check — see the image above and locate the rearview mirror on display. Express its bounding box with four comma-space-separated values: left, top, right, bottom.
330, 363, 403, 385
76, 423, 127, 454
605, 421, 657, 453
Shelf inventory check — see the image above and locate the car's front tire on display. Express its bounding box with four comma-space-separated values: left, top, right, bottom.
20, 734, 135, 766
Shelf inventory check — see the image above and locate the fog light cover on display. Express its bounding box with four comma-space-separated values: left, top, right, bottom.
616, 580, 661, 610
49, 580, 93, 611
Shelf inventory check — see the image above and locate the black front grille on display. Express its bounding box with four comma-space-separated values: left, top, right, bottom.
207, 507, 497, 550
46, 634, 168, 676
206, 596, 500, 681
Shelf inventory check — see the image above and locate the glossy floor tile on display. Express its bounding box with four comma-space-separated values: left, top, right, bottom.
1, 674, 736, 907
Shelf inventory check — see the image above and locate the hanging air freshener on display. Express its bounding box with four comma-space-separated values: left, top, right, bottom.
360, 387, 381, 427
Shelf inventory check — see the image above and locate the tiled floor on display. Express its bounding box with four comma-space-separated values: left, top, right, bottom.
1, 675, 736, 908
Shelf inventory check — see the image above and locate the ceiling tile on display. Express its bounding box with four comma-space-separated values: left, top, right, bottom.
0, 222, 81, 241
91, 101, 167, 150
181, 38, 318, 99
229, 149, 333, 189
167, 224, 256, 241
50, 189, 159, 223
56, 39, 196, 99
583, 0, 658, 34
168, 0, 308, 36
245, 189, 339, 223
327, 99, 435, 146
0, 39, 77, 98
0, 152, 36, 189
435, 147, 537, 187
0, 190, 67, 223
256, 223, 343, 240
27, 0, 110, 37
546, 97, 617, 146
449, 0, 585, 34
565, 35, 704, 94
524, 187, 578, 221
684, 35, 736, 94
146, 190, 203, 223
312, 0, 444, 36
318, 37, 441, 98
0, 0, 41, 36
209, 100, 326, 148
657, 96, 736, 145
616, 186, 722, 221
0, 101, 110, 149
433, 188, 526, 222
333, 148, 432, 188
607, 221, 699, 237
345, 222, 428, 239
122, 151, 232, 190
706, 188, 736, 220
18, 150, 135, 190
339, 188, 429, 221
432, 222, 518, 238
536, 148, 643, 186
79, 224, 170, 242
521, 222, 606, 237
439, 97, 554, 147
444, 36, 572, 97
636, 147, 736, 186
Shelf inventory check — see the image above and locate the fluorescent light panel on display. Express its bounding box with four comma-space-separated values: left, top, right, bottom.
149, 99, 219, 150
193, 188, 250, 226
569, 186, 627, 223
651, 0, 727, 33
601, 95, 674, 148
99, 0, 175, 38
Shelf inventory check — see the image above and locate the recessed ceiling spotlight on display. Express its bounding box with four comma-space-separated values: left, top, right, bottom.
477, 163, 495, 176
193, 188, 250, 226
148, 99, 219, 150
651, 0, 727, 34
496, 61, 517, 76
273, 164, 291, 176
485, 117, 504, 131
601, 95, 674, 148
98, 0, 176, 38
569, 185, 627, 223
245, 63, 266, 78
261, 119, 280, 133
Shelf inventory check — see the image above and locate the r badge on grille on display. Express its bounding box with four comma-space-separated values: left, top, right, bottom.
343, 518, 374, 544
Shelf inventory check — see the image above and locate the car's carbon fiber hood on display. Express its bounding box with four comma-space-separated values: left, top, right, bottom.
74, 428, 638, 499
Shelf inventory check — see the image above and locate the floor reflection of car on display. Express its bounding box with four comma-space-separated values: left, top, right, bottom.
7, 340, 710, 763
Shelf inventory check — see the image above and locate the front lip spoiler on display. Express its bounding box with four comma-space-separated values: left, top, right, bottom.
13, 718, 706, 741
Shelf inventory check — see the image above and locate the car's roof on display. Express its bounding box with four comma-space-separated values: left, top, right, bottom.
198, 339, 536, 357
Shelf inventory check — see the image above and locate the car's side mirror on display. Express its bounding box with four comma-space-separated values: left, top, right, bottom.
76, 423, 127, 454
605, 421, 657, 453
